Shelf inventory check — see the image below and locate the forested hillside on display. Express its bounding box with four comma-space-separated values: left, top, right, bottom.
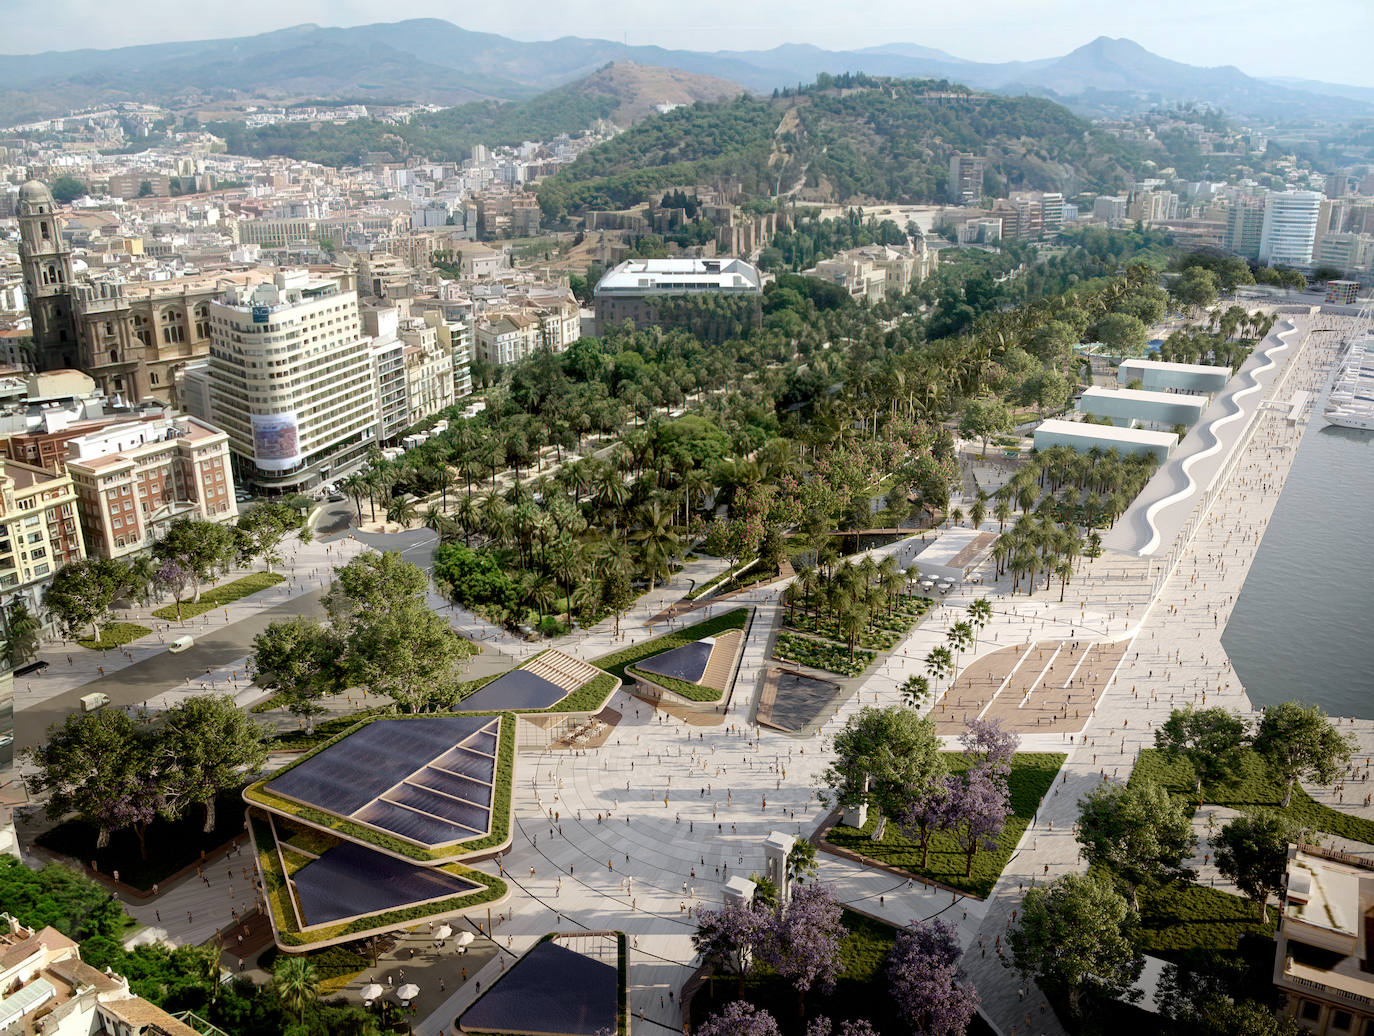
207, 84, 622, 166
537, 75, 1151, 219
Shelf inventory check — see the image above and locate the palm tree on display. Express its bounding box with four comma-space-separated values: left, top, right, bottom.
949, 506, 964, 528
994, 497, 1012, 533
783, 581, 803, 623
631, 500, 680, 592
385, 496, 417, 528
273, 955, 319, 1024
946, 620, 974, 679
422, 504, 446, 532
840, 606, 868, 661
340, 474, 369, 522
1056, 557, 1075, 602
901, 674, 930, 708
969, 496, 987, 530
967, 597, 993, 647
455, 494, 480, 546
924, 645, 953, 687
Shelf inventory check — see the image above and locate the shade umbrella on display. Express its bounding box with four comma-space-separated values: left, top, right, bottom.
397, 983, 420, 1003
455, 931, 474, 947
361, 983, 383, 1002
434, 923, 453, 941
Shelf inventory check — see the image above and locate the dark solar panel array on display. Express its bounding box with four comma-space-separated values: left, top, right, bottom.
433, 745, 496, 780
636, 640, 714, 684
267, 716, 499, 848
458, 940, 618, 1036
457, 668, 569, 712
292, 841, 480, 927
268, 716, 491, 815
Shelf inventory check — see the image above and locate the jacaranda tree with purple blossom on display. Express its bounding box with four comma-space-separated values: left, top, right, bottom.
886, 918, 980, 1036
805, 1017, 881, 1036
959, 716, 1019, 777
693, 900, 769, 997
762, 883, 846, 1013
898, 778, 951, 869
695, 1000, 781, 1036
944, 767, 1013, 877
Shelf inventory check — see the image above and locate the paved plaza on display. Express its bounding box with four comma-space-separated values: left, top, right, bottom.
7, 307, 1368, 1036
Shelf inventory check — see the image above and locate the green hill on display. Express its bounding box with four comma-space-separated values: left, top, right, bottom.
537, 75, 1149, 219
207, 84, 622, 167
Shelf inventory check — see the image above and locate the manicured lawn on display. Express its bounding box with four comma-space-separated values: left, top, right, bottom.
1132, 748, 1374, 844
76, 623, 151, 650
825, 753, 1066, 898
1135, 878, 1275, 959
35, 787, 248, 891
773, 632, 874, 677
594, 608, 749, 683
153, 571, 285, 622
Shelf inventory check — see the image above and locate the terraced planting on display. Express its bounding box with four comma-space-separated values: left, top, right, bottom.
774, 632, 874, 677
784, 610, 903, 651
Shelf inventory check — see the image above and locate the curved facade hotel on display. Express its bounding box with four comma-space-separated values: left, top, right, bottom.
205, 270, 379, 494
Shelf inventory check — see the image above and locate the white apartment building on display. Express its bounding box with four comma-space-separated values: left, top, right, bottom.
202, 269, 379, 494
1260, 190, 1323, 266
360, 305, 409, 444
420, 311, 474, 399
398, 317, 454, 425
475, 311, 541, 366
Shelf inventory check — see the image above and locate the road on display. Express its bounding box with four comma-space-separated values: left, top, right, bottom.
14, 529, 439, 748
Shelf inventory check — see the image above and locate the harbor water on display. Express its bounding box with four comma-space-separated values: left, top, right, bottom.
1223, 420, 1374, 717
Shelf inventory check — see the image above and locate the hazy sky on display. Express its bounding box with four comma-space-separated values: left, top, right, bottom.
4, 0, 1374, 88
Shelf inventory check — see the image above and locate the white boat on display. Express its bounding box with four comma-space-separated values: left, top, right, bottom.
1324, 312, 1374, 430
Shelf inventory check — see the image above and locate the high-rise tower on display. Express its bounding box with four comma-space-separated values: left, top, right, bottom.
16, 180, 77, 369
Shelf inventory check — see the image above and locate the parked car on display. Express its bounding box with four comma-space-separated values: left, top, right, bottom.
169, 635, 194, 653
327, 493, 345, 503
79, 692, 110, 712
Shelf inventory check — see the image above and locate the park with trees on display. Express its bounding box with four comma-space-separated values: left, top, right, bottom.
998, 700, 1355, 1033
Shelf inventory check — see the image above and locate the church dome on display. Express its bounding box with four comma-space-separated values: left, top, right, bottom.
18, 179, 55, 212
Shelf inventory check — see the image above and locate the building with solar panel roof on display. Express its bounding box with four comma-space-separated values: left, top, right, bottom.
244, 649, 618, 951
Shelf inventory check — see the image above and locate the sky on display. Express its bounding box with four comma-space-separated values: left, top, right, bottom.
3, 0, 1374, 88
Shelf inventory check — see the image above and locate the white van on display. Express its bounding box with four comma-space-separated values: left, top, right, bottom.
79, 692, 110, 713
169, 635, 194, 653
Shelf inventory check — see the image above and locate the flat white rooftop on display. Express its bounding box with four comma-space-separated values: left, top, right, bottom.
1034, 419, 1178, 448
1118, 358, 1232, 378
594, 257, 761, 295
1079, 385, 1208, 410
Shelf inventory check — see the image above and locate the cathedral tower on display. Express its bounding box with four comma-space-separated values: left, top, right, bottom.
17, 180, 77, 369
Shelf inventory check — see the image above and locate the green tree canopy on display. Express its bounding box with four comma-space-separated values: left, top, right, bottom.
822, 706, 944, 820
1076, 778, 1195, 908
1153, 705, 1249, 794
158, 695, 269, 832
1007, 872, 1144, 1019
1212, 809, 1299, 923
1253, 701, 1355, 808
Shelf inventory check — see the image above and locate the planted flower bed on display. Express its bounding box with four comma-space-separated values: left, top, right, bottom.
773, 632, 874, 677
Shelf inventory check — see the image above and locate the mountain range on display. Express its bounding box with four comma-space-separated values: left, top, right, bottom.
1, 20, 1371, 127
